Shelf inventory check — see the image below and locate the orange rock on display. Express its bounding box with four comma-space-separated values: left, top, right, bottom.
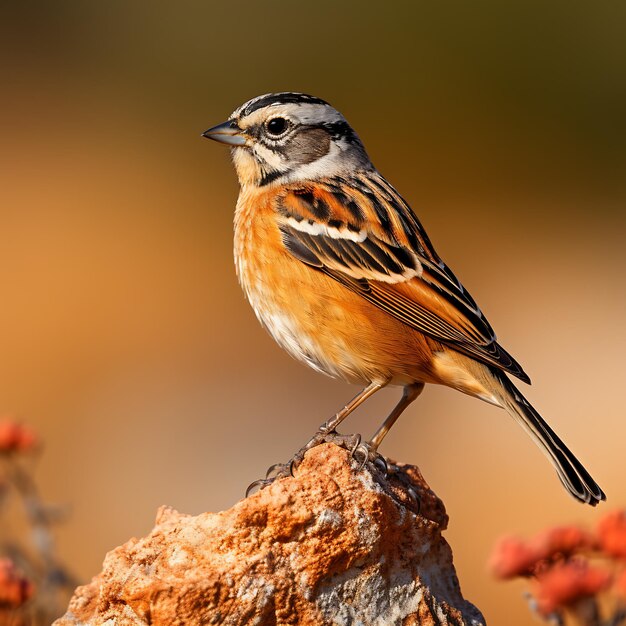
54, 443, 483, 625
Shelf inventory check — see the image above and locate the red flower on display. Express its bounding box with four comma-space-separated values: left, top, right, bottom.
0, 419, 38, 453
489, 536, 540, 579
0, 421, 20, 450
534, 559, 611, 615
0, 559, 34, 608
14, 425, 37, 451
597, 510, 626, 560
531, 525, 593, 561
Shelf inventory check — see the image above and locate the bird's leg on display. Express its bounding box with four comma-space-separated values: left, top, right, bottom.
247, 381, 386, 496
279, 381, 386, 472
315, 380, 386, 437
353, 383, 425, 473
369, 382, 424, 451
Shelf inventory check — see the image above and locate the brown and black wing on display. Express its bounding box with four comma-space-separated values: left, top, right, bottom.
276, 174, 530, 383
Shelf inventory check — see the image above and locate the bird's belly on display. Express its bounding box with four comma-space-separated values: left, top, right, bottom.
235, 243, 436, 387
239, 261, 364, 382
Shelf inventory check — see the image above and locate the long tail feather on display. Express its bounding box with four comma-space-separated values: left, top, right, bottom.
492, 371, 606, 506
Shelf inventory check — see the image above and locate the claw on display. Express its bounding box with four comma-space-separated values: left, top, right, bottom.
349, 433, 362, 456
304, 431, 325, 451
353, 443, 370, 470
249, 457, 298, 496
246, 478, 271, 497
265, 463, 286, 479
373, 454, 388, 476
289, 459, 297, 477
406, 486, 421, 514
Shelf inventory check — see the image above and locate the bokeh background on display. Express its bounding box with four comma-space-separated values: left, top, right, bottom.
1, 1, 625, 623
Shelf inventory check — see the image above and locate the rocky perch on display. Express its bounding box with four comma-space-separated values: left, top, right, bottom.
54, 443, 484, 625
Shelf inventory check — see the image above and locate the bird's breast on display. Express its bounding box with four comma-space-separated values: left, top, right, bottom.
232, 187, 437, 386
233, 187, 352, 380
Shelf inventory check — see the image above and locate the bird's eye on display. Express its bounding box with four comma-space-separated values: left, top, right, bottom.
265, 117, 289, 137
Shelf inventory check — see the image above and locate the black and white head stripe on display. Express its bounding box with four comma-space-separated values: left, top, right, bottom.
232, 93, 365, 151
226, 92, 372, 187
232, 93, 330, 119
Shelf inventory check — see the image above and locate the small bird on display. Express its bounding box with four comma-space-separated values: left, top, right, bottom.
203, 92, 605, 505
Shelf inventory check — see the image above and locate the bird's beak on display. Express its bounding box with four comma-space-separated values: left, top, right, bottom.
201, 120, 247, 146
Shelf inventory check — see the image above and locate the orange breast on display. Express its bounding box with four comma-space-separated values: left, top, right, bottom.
233, 186, 440, 386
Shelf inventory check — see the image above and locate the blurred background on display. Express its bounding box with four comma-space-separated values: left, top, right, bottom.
1, 1, 624, 623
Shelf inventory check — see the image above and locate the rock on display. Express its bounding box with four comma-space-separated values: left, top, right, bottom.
54, 443, 484, 625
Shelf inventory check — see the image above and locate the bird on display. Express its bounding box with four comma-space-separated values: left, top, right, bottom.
202, 92, 605, 506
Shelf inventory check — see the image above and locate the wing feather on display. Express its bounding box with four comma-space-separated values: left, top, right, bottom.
276, 176, 530, 383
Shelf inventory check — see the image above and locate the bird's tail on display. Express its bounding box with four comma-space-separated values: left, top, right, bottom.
491, 371, 606, 506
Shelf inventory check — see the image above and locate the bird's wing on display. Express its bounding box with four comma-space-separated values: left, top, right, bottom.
275, 173, 530, 383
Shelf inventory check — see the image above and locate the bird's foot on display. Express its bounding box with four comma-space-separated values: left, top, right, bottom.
351, 440, 390, 476
245, 430, 365, 496
381, 459, 421, 513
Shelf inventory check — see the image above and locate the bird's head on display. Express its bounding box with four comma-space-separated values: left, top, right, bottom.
203, 92, 372, 187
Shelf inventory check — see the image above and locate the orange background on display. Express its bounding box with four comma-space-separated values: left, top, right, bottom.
1, 2, 625, 623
